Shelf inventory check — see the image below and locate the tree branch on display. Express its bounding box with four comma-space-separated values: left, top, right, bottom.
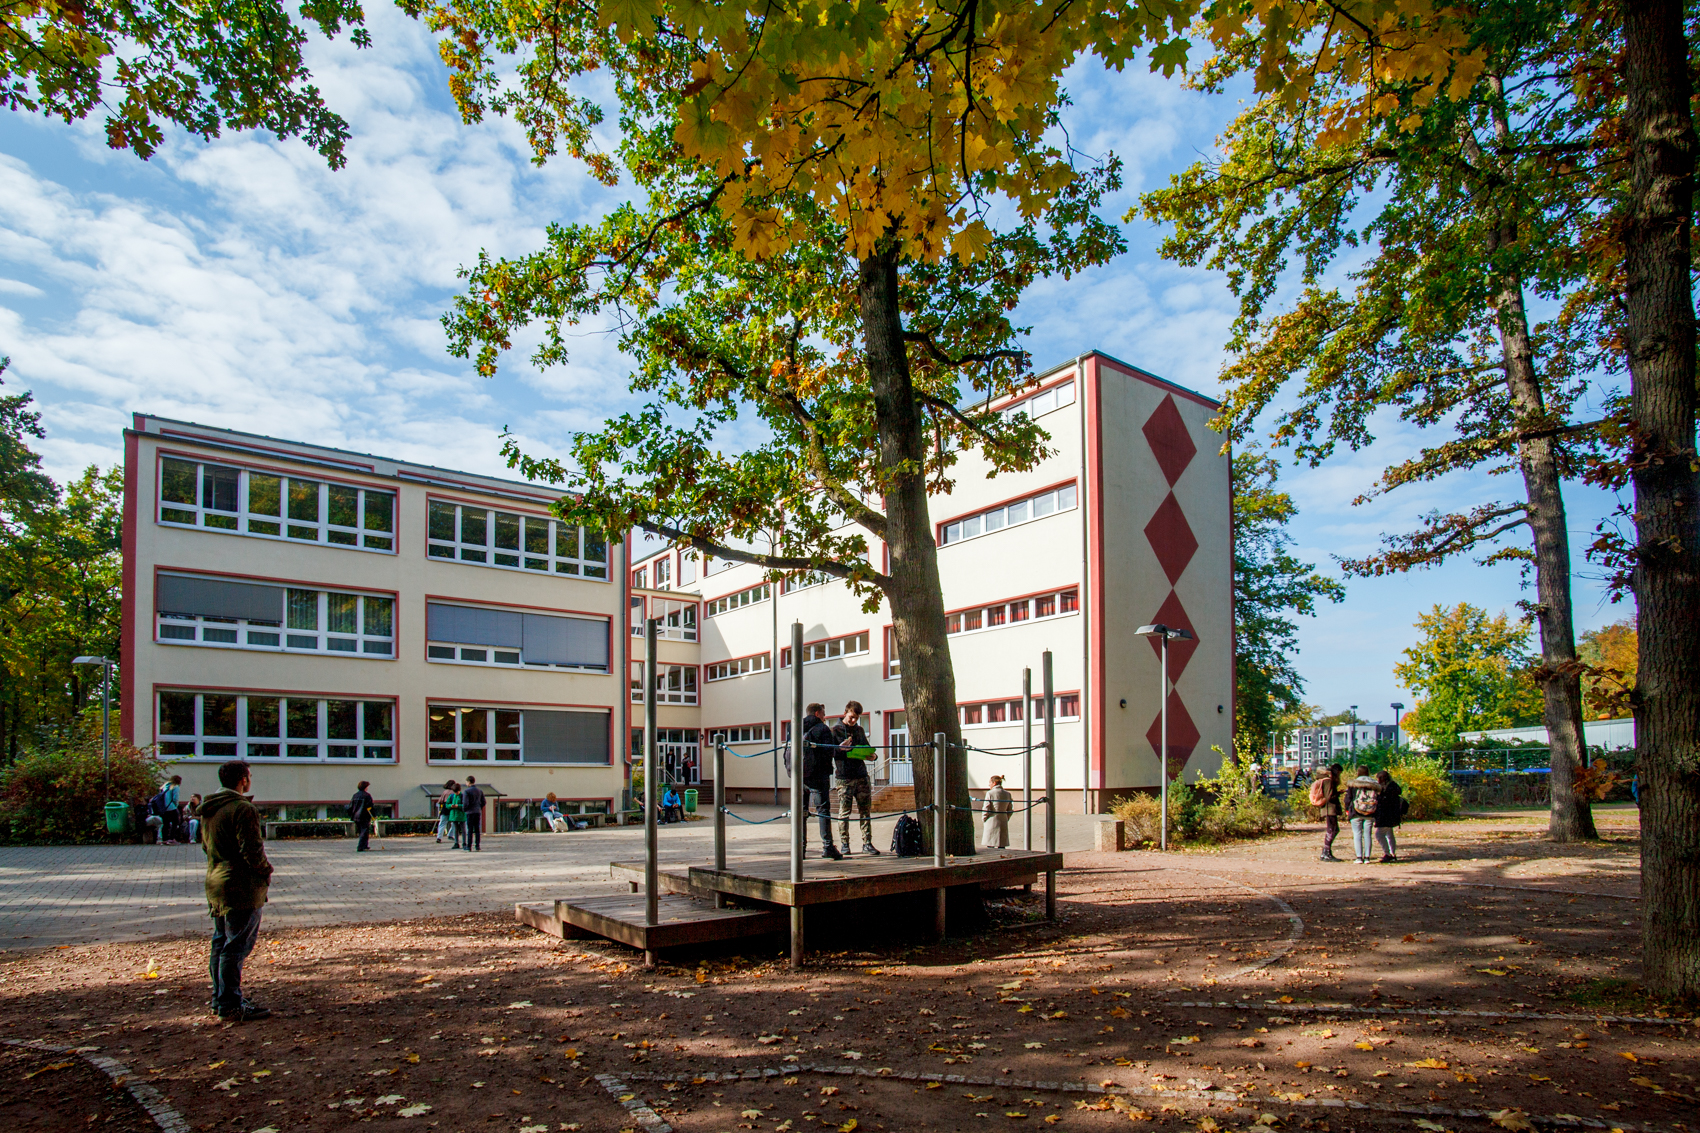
916, 391, 999, 447
642, 519, 890, 589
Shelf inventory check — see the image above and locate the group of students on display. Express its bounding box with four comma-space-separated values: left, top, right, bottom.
1310, 763, 1407, 863
433, 776, 487, 850
146, 775, 203, 845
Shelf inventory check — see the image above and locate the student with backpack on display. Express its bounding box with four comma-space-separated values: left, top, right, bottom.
800, 703, 842, 860
441, 782, 465, 850
1373, 770, 1405, 862
1343, 766, 1379, 864
1309, 763, 1344, 862
349, 780, 375, 852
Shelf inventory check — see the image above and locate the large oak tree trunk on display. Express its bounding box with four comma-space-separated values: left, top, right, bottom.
1623, 0, 1700, 997
1489, 270, 1596, 842
858, 246, 974, 855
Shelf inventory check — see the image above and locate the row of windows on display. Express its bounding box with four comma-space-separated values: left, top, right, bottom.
629, 596, 698, 641
160, 588, 394, 656
161, 459, 395, 551
940, 483, 1076, 546
781, 630, 870, 668
708, 724, 772, 744
158, 457, 610, 580
705, 653, 771, 682
999, 379, 1076, 423
946, 588, 1078, 635
961, 694, 1081, 727
705, 582, 770, 616
158, 692, 395, 760
630, 663, 699, 705
428, 501, 608, 578
631, 552, 699, 590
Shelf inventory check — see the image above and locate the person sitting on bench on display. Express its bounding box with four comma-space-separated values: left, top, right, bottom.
661, 785, 684, 824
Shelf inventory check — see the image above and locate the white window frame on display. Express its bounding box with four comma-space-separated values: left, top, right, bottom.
705, 582, 771, 616
156, 587, 394, 657
780, 630, 870, 668
708, 724, 772, 744
156, 690, 395, 761
629, 596, 697, 641
629, 662, 699, 705
1000, 379, 1076, 422
940, 483, 1078, 547
705, 652, 772, 682
961, 694, 1082, 729
427, 500, 608, 580
157, 457, 396, 552
427, 704, 522, 763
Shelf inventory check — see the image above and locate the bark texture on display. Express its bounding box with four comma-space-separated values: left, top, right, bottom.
858, 247, 974, 855
1623, 0, 1700, 997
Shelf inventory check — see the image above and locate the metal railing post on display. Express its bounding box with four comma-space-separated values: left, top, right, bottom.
789, 620, 805, 968
1042, 650, 1056, 922
644, 616, 659, 966
714, 738, 727, 907
1022, 666, 1032, 851
934, 730, 948, 940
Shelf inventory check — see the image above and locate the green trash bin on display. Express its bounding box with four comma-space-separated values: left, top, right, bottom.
683, 788, 698, 815
105, 801, 131, 834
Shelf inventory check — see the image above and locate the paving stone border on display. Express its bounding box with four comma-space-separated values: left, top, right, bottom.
5, 1037, 192, 1133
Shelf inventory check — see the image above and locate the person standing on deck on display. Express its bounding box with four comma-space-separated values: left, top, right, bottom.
832, 701, 879, 856
801, 703, 843, 860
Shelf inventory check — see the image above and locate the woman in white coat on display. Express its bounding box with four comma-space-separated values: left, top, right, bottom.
981, 775, 1013, 849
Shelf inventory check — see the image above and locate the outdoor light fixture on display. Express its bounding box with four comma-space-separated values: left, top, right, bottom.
1134, 624, 1193, 850
72, 656, 113, 799
1391, 702, 1405, 751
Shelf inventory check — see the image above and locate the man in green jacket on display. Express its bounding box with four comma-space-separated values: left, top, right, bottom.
200, 760, 273, 1021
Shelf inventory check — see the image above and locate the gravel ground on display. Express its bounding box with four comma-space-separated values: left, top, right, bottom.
0, 814, 1693, 1133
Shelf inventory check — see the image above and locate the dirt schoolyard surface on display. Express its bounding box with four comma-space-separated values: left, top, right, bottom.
1, 811, 1694, 1133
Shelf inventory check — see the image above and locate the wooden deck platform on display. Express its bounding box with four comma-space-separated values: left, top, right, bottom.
687, 848, 1059, 906
552, 894, 787, 950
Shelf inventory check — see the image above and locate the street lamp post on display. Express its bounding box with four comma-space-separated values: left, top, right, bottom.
1391, 702, 1405, 751
1135, 624, 1193, 851
73, 656, 113, 798
1349, 705, 1358, 757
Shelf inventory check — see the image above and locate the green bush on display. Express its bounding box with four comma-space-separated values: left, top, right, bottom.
0, 716, 173, 844
1386, 752, 1462, 820
1111, 786, 1184, 845
1111, 747, 1287, 846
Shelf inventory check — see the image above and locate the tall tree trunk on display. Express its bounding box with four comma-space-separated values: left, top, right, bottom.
1623, 0, 1700, 998
858, 245, 974, 855
1489, 271, 1596, 842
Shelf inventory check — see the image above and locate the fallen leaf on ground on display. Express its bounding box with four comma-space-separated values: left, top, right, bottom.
23, 1062, 73, 1079
398, 1104, 431, 1118
1489, 1110, 1532, 1132
1406, 1059, 1448, 1070
1196, 1119, 1220, 1133
1414, 1121, 1451, 1132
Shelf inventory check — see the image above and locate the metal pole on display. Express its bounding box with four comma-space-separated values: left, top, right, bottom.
643, 617, 659, 965
1042, 650, 1055, 922
772, 567, 780, 806
101, 661, 112, 800
1159, 634, 1169, 853
933, 730, 947, 940
714, 738, 728, 909
789, 621, 805, 968
1022, 666, 1032, 851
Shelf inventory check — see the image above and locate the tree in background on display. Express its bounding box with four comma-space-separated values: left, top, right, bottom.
1143, 1, 1613, 843
0, 364, 123, 760
1394, 603, 1545, 754
1577, 619, 1636, 721
1231, 452, 1343, 755
2, 0, 370, 163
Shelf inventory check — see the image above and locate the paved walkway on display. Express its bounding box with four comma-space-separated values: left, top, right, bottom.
0, 808, 1097, 951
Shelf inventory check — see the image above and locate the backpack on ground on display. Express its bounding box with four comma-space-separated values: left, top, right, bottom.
1351, 789, 1379, 816
891, 814, 925, 857
1307, 778, 1331, 807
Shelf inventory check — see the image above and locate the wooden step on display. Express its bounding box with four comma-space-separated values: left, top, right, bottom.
554, 894, 788, 950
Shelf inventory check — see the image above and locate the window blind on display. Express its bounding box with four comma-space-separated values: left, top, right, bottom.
426, 603, 524, 648
522, 612, 608, 667
156, 574, 285, 622
522, 710, 609, 764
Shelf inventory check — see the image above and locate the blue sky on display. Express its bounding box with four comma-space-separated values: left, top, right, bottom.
0, 7, 1633, 721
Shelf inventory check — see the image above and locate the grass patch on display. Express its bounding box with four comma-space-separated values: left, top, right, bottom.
1565, 977, 1696, 1017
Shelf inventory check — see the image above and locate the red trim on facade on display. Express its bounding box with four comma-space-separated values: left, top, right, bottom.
155, 565, 396, 597
943, 584, 1081, 620
932, 476, 1080, 544
1093, 353, 1222, 411
425, 490, 563, 519
984, 369, 1080, 414
153, 682, 400, 700
1085, 356, 1106, 795
426, 697, 616, 711
120, 430, 140, 744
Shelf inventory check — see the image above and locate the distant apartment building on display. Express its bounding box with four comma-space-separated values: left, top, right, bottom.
122, 416, 629, 829
624, 352, 1234, 811
1283, 723, 1399, 768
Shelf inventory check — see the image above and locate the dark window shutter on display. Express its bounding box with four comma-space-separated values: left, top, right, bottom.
426, 603, 523, 647
522, 710, 609, 764
156, 574, 285, 622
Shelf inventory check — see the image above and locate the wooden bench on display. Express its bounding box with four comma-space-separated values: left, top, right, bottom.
375, 818, 438, 837
263, 819, 355, 839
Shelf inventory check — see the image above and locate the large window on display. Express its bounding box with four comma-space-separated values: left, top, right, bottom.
780, 630, 870, 668
428, 705, 609, 764
705, 582, 771, 617
629, 662, 698, 704
884, 626, 900, 680
708, 723, 772, 744
1000, 379, 1075, 422
961, 693, 1080, 727
705, 652, 771, 682
629, 596, 697, 641
157, 691, 394, 760
425, 603, 609, 671
155, 574, 393, 657
427, 500, 607, 579
159, 458, 395, 551
940, 483, 1077, 546
946, 588, 1078, 636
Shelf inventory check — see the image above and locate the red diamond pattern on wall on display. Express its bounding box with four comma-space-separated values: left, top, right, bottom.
1142, 395, 1197, 487
1144, 691, 1200, 779
1143, 493, 1198, 586
1143, 590, 1199, 682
